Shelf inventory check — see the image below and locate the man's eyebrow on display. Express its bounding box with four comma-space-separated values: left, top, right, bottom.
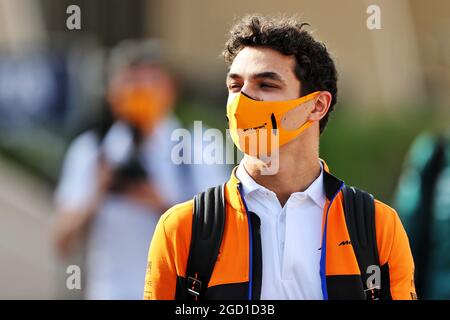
226, 71, 286, 84
226, 73, 241, 81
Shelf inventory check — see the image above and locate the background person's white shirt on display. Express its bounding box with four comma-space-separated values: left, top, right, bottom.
55, 116, 229, 299
235, 161, 326, 300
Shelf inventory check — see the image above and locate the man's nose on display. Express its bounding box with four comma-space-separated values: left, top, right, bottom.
240, 84, 262, 101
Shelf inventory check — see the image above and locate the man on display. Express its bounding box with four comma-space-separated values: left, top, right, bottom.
53, 39, 228, 299
144, 15, 416, 300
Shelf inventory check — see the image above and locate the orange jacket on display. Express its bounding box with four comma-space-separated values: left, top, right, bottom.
144, 162, 416, 300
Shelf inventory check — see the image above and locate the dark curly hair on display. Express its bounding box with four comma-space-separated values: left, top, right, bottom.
223, 14, 338, 134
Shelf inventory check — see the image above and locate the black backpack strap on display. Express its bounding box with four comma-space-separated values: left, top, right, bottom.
342, 185, 380, 300
184, 184, 226, 300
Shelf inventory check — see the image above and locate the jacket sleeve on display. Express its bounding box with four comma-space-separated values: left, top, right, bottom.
143, 216, 178, 300
144, 201, 193, 300
381, 205, 417, 300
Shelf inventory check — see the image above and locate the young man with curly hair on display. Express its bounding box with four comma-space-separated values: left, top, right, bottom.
144, 15, 416, 300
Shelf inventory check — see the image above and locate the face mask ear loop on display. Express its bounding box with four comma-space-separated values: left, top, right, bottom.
300, 93, 321, 125
298, 98, 318, 132
279, 96, 317, 132
307, 94, 324, 124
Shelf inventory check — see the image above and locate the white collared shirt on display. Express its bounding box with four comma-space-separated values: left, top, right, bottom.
235, 161, 326, 300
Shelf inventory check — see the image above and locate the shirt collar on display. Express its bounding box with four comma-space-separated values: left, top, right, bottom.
235, 160, 266, 198
302, 162, 326, 209
235, 160, 326, 209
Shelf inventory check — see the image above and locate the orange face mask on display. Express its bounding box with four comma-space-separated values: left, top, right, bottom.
226, 91, 320, 157
110, 85, 170, 133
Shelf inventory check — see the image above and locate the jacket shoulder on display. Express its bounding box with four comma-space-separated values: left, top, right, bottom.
160, 199, 194, 235
374, 199, 398, 219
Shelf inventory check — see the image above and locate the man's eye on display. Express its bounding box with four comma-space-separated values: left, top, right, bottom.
228, 83, 242, 90
260, 83, 277, 89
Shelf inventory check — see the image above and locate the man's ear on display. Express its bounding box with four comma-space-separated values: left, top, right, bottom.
307, 91, 332, 121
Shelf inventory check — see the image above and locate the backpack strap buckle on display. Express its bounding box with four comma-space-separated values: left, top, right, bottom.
187, 275, 202, 297
364, 286, 380, 301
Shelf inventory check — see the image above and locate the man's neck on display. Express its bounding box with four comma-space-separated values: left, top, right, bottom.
242, 151, 321, 207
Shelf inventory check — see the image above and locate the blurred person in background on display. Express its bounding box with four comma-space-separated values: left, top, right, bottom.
394, 129, 450, 299
52, 39, 228, 299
